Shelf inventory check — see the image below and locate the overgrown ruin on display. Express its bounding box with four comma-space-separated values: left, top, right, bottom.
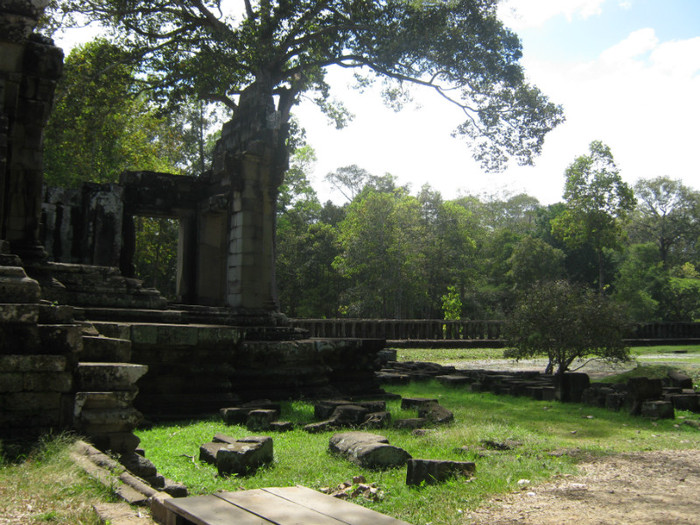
1, 0, 384, 454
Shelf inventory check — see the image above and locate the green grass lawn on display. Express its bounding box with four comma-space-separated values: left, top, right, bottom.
0, 434, 118, 525
134, 378, 700, 525
3, 345, 699, 525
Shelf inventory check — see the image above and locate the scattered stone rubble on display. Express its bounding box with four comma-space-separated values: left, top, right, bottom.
379, 359, 700, 420
320, 475, 384, 501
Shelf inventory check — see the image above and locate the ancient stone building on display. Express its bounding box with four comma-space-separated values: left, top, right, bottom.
1, 0, 384, 450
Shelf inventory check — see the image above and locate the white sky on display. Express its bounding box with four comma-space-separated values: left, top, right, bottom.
53, 0, 700, 205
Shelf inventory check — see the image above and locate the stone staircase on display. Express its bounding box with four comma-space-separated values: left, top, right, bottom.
73, 323, 147, 454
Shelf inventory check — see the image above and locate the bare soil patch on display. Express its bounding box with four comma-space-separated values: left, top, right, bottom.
465, 449, 700, 524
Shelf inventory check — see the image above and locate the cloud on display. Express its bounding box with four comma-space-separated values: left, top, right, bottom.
498, 0, 607, 29
600, 28, 658, 64
519, 29, 700, 197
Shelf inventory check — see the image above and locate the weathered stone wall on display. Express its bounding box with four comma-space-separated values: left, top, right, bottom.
42, 184, 125, 267
0, 258, 82, 439
90, 320, 385, 419
0, 1, 63, 261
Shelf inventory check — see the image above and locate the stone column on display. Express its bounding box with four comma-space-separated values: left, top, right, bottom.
226, 141, 278, 312
0, 0, 62, 262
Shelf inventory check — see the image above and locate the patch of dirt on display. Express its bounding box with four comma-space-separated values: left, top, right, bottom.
466, 449, 700, 525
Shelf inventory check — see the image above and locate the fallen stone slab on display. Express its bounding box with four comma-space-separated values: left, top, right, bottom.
406, 458, 476, 486
361, 411, 392, 429
216, 436, 273, 476
330, 404, 370, 425
199, 442, 228, 465
246, 409, 280, 431
304, 420, 336, 433
417, 402, 454, 424
329, 431, 411, 469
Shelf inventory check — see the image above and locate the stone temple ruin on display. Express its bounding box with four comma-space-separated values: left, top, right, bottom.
1, 1, 384, 455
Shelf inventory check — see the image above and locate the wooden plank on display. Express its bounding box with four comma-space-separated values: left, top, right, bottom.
216, 489, 346, 525
163, 494, 272, 525
261, 486, 413, 525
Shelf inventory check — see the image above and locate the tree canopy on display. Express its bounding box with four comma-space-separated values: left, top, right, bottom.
552, 140, 636, 292
50, 0, 564, 172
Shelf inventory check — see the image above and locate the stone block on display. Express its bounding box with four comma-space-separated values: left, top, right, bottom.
76, 363, 148, 391
329, 431, 411, 469
130, 325, 158, 345
89, 432, 141, 454
3, 392, 61, 411
375, 372, 410, 384
436, 375, 472, 387
605, 392, 627, 411
120, 452, 158, 479
38, 324, 83, 355
417, 402, 454, 425
667, 370, 693, 389
361, 411, 392, 429
246, 409, 280, 431
199, 442, 228, 465
216, 436, 273, 476
157, 325, 198, 346
554, 373, 590, 403
212, 433, 238, 444
0, 304, 39, 324
626, 377, 663, 415
75, 408, 144, 432
314, 400, 354, 420
74, 391, 138, 413
0, 267, 41, 303
0, 355, 68, 372
666, 394, 699, 412
394, 418, 428, 430
0, 373, 23, 393
330, 405, 370, 425
401, 397, 439, 410
303, 420, 337, 433
81, 336, 131, 362
640, 400, 674, 419
269, 421, 294, 432
23, 372, 72, 392
220, 407, 250, 425
163, 479, 188, 498
406, 459, 476, 486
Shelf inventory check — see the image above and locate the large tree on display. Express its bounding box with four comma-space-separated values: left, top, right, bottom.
551, 141, 636, 293
51, 0, 564, 188
630, 176, 700, 267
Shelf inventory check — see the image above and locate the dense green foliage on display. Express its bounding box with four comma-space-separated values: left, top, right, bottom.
273, 147, 700, 322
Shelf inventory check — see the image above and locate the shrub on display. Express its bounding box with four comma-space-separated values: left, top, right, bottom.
504, 280, 630, 374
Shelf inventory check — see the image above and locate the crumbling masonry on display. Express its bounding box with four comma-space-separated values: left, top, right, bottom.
1, 1, 384, 454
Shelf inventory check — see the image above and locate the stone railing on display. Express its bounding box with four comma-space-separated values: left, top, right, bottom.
290, 319, 504, 343
290, 319, 700, 347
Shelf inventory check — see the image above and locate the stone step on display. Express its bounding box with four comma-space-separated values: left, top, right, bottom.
76, 362, 148, 391
82, 335, 132, 362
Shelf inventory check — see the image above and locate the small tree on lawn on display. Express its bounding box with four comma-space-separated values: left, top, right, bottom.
504, 280, 630, 375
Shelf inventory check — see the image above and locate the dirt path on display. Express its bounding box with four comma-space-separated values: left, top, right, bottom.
465, 449, 700, 524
